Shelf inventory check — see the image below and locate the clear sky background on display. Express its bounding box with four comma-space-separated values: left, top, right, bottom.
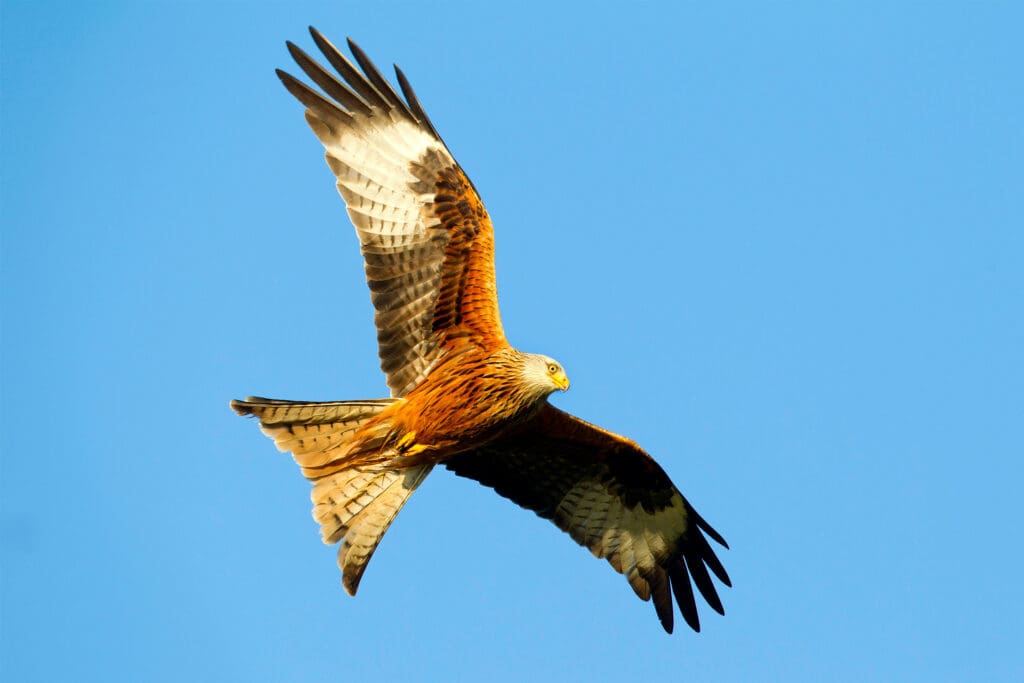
2, 2, 1022, 681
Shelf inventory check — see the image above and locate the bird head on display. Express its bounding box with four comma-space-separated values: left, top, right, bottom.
520, 353, 570, 397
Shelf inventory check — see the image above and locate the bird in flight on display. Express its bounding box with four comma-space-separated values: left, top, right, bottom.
232, 27, 730, 633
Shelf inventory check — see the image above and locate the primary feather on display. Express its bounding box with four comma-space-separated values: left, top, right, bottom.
233, 28, 729, 633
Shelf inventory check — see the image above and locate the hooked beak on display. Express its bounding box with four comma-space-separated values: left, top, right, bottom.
555, 373, 571, 392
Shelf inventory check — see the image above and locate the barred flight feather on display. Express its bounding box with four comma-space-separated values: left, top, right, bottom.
278, 28, 506, 397
445, 405, 730, 633
232, 397, 432, 593
234, 29, 729, 635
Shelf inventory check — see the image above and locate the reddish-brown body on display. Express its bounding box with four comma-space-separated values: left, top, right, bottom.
233, 30, 730, 633
356, 346, 545, 465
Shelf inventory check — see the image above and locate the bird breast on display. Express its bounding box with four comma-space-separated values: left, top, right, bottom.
394, 347, 546, 455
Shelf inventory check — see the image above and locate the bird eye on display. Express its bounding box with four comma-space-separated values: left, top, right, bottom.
548, 364, 559, 374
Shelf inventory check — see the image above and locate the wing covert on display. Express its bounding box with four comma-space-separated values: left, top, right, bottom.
444, 404, 731, 633
278, 28, 508, 397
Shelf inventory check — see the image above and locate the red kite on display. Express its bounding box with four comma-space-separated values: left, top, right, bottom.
233, 28, 730, 633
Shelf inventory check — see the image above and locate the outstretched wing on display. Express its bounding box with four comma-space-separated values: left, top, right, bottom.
278, 28, 507, 397
444, 405, 731, 633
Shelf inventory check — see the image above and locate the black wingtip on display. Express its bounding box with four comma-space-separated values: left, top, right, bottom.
650, 572, 675, 634
285, 28, 443, 143
393, 63, 443, 141
343, 36, 408, 115
285, 40, 313, 70
684, 546, 725, 616
275, 67, 349, 129
345, 36, 369, 64
691, 526, 732, 588
310, 27, 339, 56
345, 37, 371, 73
669, 559, 702, 633
692, 506, 729, 549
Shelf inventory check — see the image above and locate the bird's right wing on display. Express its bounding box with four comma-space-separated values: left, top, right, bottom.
444, 404, 731, 634
278, 28, 508, 397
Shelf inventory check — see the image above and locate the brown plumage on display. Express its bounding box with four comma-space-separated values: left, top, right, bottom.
232, 27, 730, 633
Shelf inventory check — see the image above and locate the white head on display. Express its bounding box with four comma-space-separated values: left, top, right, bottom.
519, 353, 570, 398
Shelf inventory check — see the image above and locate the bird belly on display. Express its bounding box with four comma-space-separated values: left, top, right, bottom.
387, 370, 543, 464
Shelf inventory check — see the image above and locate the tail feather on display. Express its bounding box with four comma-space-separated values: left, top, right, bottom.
231, 396, 395, 474
231, 396, 395, 423
232, 396, 431, 594
331, 464, 433, 595
312, 467, 402, 543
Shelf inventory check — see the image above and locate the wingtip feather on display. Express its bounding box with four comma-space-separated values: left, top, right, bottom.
684, 546, 725, 616
230, 399, 253, 416
669, 559, 701, 633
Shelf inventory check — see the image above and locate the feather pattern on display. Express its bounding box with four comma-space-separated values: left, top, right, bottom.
231, 396, 395, 475
314, 464, 433, 595
233, 28, 729, 634
444, 404, 731, 633
231, 397, 432, 593
278, 28, 507, 398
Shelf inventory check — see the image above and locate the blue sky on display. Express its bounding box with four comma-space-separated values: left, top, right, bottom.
2, 2, 1022, 681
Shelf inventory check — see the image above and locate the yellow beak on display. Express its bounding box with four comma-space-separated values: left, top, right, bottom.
554, 373, 570, 392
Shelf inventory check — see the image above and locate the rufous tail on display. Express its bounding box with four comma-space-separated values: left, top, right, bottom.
231, 397, 432, 594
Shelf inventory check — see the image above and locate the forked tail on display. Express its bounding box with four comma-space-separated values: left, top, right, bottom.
231, 396, 433, 594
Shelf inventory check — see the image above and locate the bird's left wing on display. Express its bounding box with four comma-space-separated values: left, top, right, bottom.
277, 29, 508, 398
444, 404, 730, 633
